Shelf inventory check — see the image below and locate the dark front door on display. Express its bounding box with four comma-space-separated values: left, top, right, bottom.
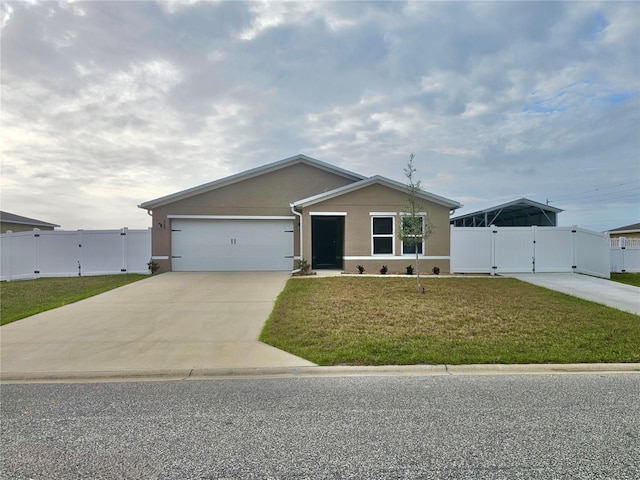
311, 216, 344, 269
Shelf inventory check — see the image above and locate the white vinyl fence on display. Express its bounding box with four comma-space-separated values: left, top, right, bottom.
1, 228, 151, 281
610, 237, 640, 273
451, 226, 611, 278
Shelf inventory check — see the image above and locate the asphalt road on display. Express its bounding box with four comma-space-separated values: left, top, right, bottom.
1, 374, 639, 479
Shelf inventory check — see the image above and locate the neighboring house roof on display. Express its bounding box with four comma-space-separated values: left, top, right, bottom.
0, 211, 60, 229
607, 222, 640, 234
450, 198, 562, 227
292, 175, 462, 210
139, 154, 366, 210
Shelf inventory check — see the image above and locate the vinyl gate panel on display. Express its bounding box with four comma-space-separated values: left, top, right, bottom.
80, 231, 124, 274
171, 219, 294, 271
0, 231, 38, 280
451, 226, 610, 278
494, 228, 534, 274
534, 228, 574, 273
450, 227, 493, 273
38, 231, 82, 276
575, 229, 610, 278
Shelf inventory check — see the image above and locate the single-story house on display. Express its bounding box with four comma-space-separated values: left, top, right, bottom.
139, 154, 461, 274
450, 198, 562, 227
0, 211, 60, 233
607, 223, 640, 239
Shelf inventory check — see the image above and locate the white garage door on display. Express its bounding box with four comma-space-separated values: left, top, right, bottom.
171, 218, 294, 271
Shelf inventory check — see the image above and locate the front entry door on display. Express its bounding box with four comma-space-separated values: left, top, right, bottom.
311, 216, 344, 269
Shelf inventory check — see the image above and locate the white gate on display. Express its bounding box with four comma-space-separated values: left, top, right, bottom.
493, 227, 535, 273
0, 228, 151, 281
534, 227, 574, 273
610, 237, 640, 273
451, 225, 610, 278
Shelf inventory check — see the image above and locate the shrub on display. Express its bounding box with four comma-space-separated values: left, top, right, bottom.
147, 260, 160, 274
297, 258, 311, 274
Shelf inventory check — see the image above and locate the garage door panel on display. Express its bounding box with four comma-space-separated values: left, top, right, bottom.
171, 219, 293, 271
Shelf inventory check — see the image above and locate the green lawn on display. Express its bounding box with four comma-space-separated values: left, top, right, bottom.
610, 273, 640, 287
260, 277, 640, 366
0, 274, 148, 326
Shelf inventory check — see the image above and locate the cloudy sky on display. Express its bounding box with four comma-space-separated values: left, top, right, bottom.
1, 1, 638, 232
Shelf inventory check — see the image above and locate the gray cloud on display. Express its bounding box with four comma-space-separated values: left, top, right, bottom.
1, 0, 637, 231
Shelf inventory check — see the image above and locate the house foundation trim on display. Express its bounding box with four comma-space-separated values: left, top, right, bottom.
309, 212, 347, 216
344, 255, 450, 261
167, 215, 296, 220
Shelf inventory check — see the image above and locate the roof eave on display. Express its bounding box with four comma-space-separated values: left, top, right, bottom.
451, 198, 563, 220
2, 221, 60, 228
607, 222, 640, 233
293, 176, 461, 210
0, 211, 60, 228
608, 229, 640, 235
139, 154, 365, 210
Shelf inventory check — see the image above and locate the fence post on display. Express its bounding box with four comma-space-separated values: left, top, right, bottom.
571, 226, 577, 273
5, 230, 13, 281
77, 230, 84, 276
121, 227, 128, 273
490, 225, 497, 276
531, 225, 537, 273
620, 236, 626, 273
33, 228, 41, 279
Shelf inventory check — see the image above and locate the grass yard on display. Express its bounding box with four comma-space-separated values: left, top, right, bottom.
610, 273, 640, 287
0, 274, 148, 326
260, 277, 640, 365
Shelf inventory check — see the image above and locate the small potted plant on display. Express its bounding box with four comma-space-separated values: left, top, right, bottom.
380, 265, 388, 275
432, 266, 440, 275
406, 265, 414, 275
357, 265, 365, 274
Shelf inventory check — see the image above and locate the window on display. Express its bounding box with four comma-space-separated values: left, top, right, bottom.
372, 216, 394, 254
401, 215, 424, 255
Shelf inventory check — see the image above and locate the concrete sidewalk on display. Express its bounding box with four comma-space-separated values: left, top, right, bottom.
507, 273, 640, 315
0, 272, 315, 380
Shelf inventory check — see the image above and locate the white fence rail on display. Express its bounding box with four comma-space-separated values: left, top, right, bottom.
451, 226, 610, 278
610, 237, 640, 273
1, 228, 151, 281
2, 226, 633, 280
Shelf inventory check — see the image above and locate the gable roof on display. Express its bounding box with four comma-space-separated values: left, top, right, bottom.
139, 154, 365, 210
0, 211, 60, 228
450, 198, 562, 227
607, 222, 640, 234
292, 175, 462, 210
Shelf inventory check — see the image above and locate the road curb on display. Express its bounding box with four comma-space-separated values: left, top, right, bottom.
445, 363, 640, 375
2, 363, 639, 383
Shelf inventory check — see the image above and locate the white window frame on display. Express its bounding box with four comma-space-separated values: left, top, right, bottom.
371, 214, 395, 256
401, 213, 426, 256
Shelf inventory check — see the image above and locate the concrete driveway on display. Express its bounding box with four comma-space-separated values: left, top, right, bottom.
506, 273, 640, 315
1, 272, 315, 380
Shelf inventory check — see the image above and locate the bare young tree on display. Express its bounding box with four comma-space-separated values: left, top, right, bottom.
399, 153, 434, 293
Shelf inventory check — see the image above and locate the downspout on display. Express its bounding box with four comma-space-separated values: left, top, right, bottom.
290, 204, 303, 273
